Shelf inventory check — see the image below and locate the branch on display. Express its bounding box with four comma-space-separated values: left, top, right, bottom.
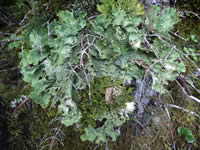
188, 95, 200, 104
14, 97, 30, 113
15, 23, 29, 34
179, 74, 200, 94
0, 67, 17, 72
0, 32, 11, 36
19, 10, 32, 25
167, 71, 200, 104
167, 104, 200, 117
184, 11, 200, 19
169, 31, 187, 41
0, 38, 21, 43
154, 33, 200, 71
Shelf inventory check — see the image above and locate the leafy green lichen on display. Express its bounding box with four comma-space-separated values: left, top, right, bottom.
8, 4, 187, 143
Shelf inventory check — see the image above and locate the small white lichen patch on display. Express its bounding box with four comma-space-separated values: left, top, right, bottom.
65, 99, 76, 108
10, 95, 26, 108
125, 102, 135, 113
164, 63, 175, 71
121, 101, 135, 116
134, 40, 141, 48
58, 105, 69, 114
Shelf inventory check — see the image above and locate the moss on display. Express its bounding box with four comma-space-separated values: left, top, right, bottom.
76, 76, 133, 131
7, 103, 62, 150
2, 76, 133, 150
0, 29, 61, 150
103, 80, 199, 150
1, 0, 199, 149
166, 83, 200, 149
106, 104, 173, 150
174, 18, 200, 39
40, 0, 66, 14
174, 0, 200, 39
176, 0, 200, 13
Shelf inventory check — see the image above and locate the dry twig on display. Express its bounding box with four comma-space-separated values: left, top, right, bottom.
167, 104, 200, 117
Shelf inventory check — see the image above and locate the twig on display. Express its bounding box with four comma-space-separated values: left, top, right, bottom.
15, 23, 29, 34
164, 106, 176, 150
188, 95, 200, 104
49, 125, 64, 150
184, 11, 200, 19
47, 21, 50, 40
14, 97, 30, 113
0, 61, 12, 68
135, 119, 144, 128
0, 32, 11, 35
167, 104, 200, 117
143, 32, 153, 49
165, 89, 175, 103
93, 144, 102, 150
21, 41, 24, 60
143, 36, 200, 104
79, 33, 101, 100
167, 71, 200, 104
0, 39, 20, 43
49, 117, 62, 125
19, 10, 32, 25
38, 144, 49, 150
186, 53, 200, 56
164, 105, 171, 120
179, 74, 200, 94
68, 62, 83, 82
155, 33, 200, 71
0, 67, 17, 72
169, 31, 187, 41
37, 123, 64, 150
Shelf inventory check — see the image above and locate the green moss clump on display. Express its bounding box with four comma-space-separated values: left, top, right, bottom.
174, 18, 200, 39
76, 77, 133, 130
166, 82, 199, 149
174, 0, 200, 38
176, 0, 200, 13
